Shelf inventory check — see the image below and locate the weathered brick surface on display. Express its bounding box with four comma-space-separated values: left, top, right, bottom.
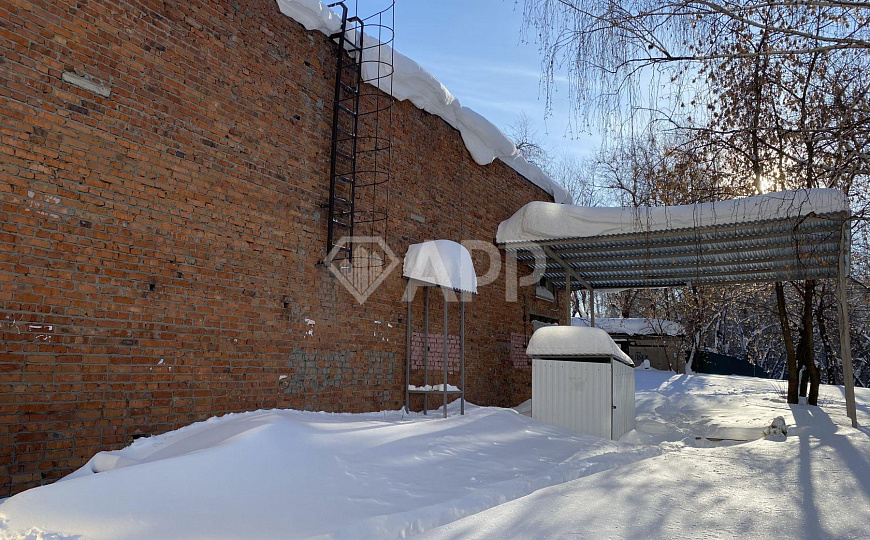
410, 332, 460, 373
0, 0, 564, 495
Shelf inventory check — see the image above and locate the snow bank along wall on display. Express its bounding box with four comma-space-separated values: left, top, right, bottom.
0, 0, 564, 494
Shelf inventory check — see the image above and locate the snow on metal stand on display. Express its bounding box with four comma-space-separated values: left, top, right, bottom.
403, 241, 477, 418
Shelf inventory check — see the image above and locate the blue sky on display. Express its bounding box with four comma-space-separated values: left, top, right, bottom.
386, 0, 601, 160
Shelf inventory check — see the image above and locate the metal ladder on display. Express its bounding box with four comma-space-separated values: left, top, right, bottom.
326, 2, 364, 262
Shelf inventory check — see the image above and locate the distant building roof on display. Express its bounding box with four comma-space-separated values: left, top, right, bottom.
572, 317, 685, 337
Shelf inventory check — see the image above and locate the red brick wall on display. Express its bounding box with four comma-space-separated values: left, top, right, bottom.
0, 0, 564, 495
410, 332, 460, 373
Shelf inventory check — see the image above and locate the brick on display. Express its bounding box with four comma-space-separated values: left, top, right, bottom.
0, 0, 563, 497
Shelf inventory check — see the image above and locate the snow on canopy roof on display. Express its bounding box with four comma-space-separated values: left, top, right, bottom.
403, 240, 478, 293
496, 188, 848, 244
273, 0, 571, 204
526, 326, 634, 365
498, 188, 849, 289
572, 317, 685, 337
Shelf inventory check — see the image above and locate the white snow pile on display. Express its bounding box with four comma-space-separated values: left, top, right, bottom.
403, 240, 477, 293
763, 416, 788, 438
423, 372, 870, 540
573, 317, 685, 337
0, 404, 655, 540
273, 0, 571, 204
2, 371, 868, 539
496, 188, 848, 243
526, 325, 634, 365
408, 384, 461, 392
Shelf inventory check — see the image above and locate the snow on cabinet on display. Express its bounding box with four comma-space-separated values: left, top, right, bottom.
527, 326, 636, 440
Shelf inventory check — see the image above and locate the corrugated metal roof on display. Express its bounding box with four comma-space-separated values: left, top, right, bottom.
503, 212, 849, 290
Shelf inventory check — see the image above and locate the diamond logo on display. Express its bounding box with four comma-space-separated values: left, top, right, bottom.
326, 236, 400, 304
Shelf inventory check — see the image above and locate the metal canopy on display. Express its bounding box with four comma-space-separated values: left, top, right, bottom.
499, 208, 857, 428
502, 212, 848, 290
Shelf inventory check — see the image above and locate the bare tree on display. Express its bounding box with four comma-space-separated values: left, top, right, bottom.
507, 111, 551, 167
523, 0, 869, 406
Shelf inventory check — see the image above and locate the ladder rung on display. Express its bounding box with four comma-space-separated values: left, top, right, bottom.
335, 150, 355, 162
332, 219, 350, 228
337, 104, 358, 117
331, 244, 351, 252
340, 82, 359, 95
328, 34, 364, 53
333, 196, 351, 206
335, 175, 354, 184
337, 127, 356, 139
341, 61, 361, 72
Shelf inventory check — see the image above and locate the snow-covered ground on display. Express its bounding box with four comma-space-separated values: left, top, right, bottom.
2, 371, 868, 539
424, 372, 870, 539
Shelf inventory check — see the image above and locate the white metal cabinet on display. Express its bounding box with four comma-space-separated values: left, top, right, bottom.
532, 357, 635, 440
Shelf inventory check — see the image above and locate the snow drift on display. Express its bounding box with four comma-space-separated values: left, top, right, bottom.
1, 372, 868, 539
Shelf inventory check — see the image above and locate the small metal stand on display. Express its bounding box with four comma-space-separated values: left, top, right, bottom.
404, 281, 466, 418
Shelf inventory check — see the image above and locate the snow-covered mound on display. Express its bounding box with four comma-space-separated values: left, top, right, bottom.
0, 404, 654, 540
273, 0, 571, 204
422, 373, 870, 539
497, 188, 848, 243
2, 372, 868, 539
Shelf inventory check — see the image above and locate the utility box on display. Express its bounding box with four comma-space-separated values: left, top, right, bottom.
527, 326, 636, 440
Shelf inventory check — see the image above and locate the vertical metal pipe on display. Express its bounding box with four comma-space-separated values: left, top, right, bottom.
460, 295, 465, 416
565, 269, 571, 325
590, 290, 595, 328
837, 225, 858, 427
423, 286, 429, 415
443, 290, 449, 419
405, 294, 411, 414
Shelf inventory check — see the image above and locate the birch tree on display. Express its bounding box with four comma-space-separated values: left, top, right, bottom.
523, 0, 869, 404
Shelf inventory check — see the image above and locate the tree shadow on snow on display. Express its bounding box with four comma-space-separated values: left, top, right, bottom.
790, 404, 870, 537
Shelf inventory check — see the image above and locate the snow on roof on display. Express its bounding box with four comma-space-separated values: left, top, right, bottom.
572, 317, 685, 337
496, 188, 848, 244
526, 326, 634, 365
403, 240, 478, 293
273, 0, 571, 204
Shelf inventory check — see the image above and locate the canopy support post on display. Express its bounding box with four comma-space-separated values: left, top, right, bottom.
836, 225, 858, 427
423, 286, 429, 415
589, 290, 595, 328
405, 294, 411, 414
460, 296, 465, 416
544, 246, 593, 327
565, 267, 571, 324
443, 293, 449, 419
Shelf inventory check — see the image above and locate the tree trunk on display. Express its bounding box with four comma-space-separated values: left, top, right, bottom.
685, 331, 700, 375
775, 282, 799, 404
816, 285, 838, 385
795, 280, 821, 406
